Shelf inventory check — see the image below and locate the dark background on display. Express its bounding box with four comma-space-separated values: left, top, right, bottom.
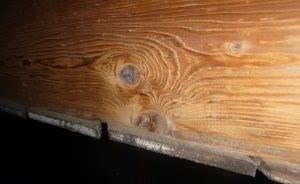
0, 112, 277, 184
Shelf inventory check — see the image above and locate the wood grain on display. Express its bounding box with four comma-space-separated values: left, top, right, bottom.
1, 0, 300, 169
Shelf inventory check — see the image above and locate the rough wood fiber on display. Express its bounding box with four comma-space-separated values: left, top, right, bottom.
0, 0, 300, 182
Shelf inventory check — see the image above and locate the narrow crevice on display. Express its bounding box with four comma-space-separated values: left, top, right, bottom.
100, 122, 109, 140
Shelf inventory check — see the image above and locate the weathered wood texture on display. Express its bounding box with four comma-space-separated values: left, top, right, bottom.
1, 0, 300, 181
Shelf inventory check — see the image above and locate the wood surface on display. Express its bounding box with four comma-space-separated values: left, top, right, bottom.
0, 0, 300, 179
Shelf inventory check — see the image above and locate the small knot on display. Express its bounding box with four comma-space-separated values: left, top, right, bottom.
134, 112, 172, 135
118, 64, 139, 85
224, 42, 245, 55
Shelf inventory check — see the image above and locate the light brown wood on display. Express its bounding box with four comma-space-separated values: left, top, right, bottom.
1, 0, 300, 179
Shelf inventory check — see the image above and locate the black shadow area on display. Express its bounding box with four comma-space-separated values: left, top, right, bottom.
0, 112, 278, 184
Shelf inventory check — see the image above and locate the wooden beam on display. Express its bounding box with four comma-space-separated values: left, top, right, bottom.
0, 0, 300, 182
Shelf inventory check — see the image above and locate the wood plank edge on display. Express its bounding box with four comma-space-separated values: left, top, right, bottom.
0, 99, 27, 118
254, 157, 300, 184
0, 102, 101, 138
27, 108, 101, 138
107, 123, 257, 176
108, 123, 300, 183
